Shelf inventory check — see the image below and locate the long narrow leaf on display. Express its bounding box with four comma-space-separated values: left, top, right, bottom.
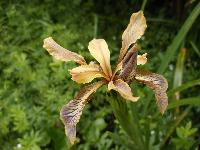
190, 41, 200, 57
158, 2, 200, 73
167, 97, 200, 110
173, 48, 186, 113
167, 79, 200, 96
173, 48, 186, 89
107, 93, 144, 149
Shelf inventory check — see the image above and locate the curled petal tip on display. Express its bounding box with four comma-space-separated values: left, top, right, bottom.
135, 69, 168, 114
64, 125, 76, 145
118, 10, 147, 62
43, 37, 86, 64
129, 96, 140, 102
43, 37, 53, 49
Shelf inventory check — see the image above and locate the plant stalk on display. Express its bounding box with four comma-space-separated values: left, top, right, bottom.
107, 93, 145, 150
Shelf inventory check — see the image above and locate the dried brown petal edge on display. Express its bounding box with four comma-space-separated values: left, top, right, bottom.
135, 69, 168, 114
60, 81, 105, 144
118, 11, 147, 63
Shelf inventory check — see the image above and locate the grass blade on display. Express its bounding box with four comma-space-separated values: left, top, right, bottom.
190, 41, 200, 57
167, 79, 200, 96
167, 97, 200, 110
173, 48, 186, 113
173, 48, 186, 89
158, 2, 200, 73
107, 93, 144, 149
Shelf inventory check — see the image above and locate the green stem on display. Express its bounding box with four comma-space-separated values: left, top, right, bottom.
93, 14, 98, 38
141, 0, 148, 11
142, 91, 153, 116
107, 93, 144, 150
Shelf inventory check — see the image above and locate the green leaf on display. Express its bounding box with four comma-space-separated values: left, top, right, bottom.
173, 48, 186, 88
160, 107, 191, 148
190, 41, 200, 57
168, 79, 200, 96
167, 97, 200, 110
107, 132, 136, 150
107, 93, 144, 149
158, 2, 200, 73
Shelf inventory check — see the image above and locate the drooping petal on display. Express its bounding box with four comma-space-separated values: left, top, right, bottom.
88, 39, 112, 78
137, 53, 147, 65
70, 64, 108, 84
135, 69, 168, 114
119, 45, 138, 82
118, 11, 147, 63
43, 37, 86, 65
60, 81, 105, 145
108, 79, 139, 102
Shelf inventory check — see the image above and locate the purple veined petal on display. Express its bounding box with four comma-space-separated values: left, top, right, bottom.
60, 80, 105, 145
135, 69, 168, 114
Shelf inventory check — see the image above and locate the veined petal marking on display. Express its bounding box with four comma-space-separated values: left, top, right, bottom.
135, 69, 168, 114
43, 37, 86, 65
108, 79, 139, 102
60, 81, 105, 145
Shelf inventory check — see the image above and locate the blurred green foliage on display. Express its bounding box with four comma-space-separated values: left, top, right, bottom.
172, 122, 197, 150
0, 0, 200, 150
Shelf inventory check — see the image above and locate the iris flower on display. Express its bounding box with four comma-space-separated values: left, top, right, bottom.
43, 11, 168, 145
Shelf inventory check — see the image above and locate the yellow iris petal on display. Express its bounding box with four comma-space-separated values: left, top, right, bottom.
108, 79, 139, 102
118, 11, 147, 62
70, 64, 106, 84
88, 39, 112, 79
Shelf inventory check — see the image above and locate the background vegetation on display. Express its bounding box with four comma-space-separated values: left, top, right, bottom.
0, 0, 199, 149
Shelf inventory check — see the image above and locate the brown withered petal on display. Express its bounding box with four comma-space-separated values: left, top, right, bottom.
108, 79, 139, 102
70, 64, 107, 84
118, 11, 147, 63
43, 37, 86, 65
135, 69, 168, 114
119, 45, 138, 82
88, 39, 112, 78
60, 81, 105, 145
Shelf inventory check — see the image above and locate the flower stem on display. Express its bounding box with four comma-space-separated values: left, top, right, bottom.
107, 93, 145, 150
